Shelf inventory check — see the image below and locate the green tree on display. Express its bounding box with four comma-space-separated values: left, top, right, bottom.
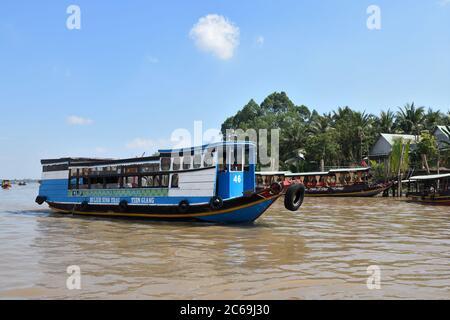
416, 132, 438, 174
395, 102, 425, 135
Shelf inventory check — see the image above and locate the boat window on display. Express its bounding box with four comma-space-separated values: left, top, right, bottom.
193, 154, 202, 169
124, 176, 139, 188
203, 148, 215, 168
172, 157, 181, 171
105, 176, 120, 189
78, 176, 89, 189
161, 175, 169, 187
141, 176, 154, 187
244, 145, 250, 171
154, 175, 162, 187
141, 163, 159, 173
230, 145, 243, 172
217, 146, 226, 172
90, 177, 104, 189
183, 156, 192, 170
69, 169, 78, 190
171, 174, 179, 188
125, 166, 139, 174
161, 158, 171, 171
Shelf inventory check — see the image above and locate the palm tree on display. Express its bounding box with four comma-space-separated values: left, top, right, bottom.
376, 109, 396, 133
424, 108, 445, 132
396, 102, 425, 136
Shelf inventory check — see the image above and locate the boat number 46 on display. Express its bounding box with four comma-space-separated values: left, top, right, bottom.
233, 175, 242, 183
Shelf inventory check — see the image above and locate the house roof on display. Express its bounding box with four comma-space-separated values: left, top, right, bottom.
380, 133, 418, 146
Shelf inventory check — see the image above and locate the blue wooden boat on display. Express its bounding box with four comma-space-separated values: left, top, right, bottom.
35, 142, 305, 223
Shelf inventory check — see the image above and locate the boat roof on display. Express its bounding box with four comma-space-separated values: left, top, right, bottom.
41, 156, 160, 167
158, 141, 256, 154
256, 171, 291, 176
409, 173, 450, 181
285, 172, 327, 177
329, 167, 370, 173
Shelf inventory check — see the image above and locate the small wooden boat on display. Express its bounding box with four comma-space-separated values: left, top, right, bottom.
286, 168, 391, 197
35, 142, 305, 223
406, 173, 450, 206
1, 180, 11, 189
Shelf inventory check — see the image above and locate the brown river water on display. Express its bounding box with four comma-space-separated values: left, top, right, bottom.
0, 184, 449, 299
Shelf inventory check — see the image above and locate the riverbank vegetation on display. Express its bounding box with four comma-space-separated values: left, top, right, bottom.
221, 92, 450, 173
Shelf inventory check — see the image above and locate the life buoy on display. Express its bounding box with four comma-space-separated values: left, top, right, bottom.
178, 200, 190, 213
119, 200, 128, 212
209, 196, 223, 210
80, 201, 89, 211
284, 184, 305, 211
35, 196, 47, 205
270, 182, 283, 195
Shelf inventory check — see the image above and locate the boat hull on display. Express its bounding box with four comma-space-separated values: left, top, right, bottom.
406, 194, 450, 206
46, 192, 281, 224
304, 183, 391, 197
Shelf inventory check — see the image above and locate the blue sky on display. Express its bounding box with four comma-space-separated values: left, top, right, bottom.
1, 0, 450, 178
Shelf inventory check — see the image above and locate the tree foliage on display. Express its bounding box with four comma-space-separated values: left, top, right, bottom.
221, 92, 450, 171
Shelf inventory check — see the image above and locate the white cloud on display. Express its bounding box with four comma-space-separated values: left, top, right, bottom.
439, 0, 450, 6
189, 14, 240, 60
256, 35, 264, 46
67, 115, 93, 126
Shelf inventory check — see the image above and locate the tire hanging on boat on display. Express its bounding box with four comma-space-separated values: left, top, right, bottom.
35, 196, 47, 205
80, 200, 89, 211
270, 182, 283, 195
209, 196, 223, 210
178, 200, 190, 213
119, 200, 128, 212
284, 184, 305, 211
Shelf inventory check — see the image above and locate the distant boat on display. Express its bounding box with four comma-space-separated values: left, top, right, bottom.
18, 181, 27, 186
1, 180, 11, 189
257, 168, 391, 197
35, 142, 305, 223
286, 168, 392, 197
406, 173, 450, 206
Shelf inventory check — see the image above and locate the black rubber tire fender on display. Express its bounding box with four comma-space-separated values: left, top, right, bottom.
178, 200, 190, 213
35, 196, 47, 205
284, 184, 305, 212
209, 196, 224, 210
80, 200, 89, 211
270, 182, 283, 195
119, 200, 128, 212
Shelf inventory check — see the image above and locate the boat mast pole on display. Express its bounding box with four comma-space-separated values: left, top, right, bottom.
397, 143, 405, 197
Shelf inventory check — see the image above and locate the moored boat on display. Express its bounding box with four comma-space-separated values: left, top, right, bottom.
1, 180, 12, 189
35, 142, 305, 223
406, 173, 450, 206
285, 167, 391, 197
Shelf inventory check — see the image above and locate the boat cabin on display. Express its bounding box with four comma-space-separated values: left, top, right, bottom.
38, 142, 257, 206
407, 174, 450, 196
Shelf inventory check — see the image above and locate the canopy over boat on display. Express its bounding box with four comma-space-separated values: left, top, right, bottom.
256, 171, 291, 176
328, 167, 370, 174
409, 173, 450, 181
285, 172, 327, 177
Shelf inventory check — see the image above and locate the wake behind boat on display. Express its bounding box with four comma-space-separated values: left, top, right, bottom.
35, 142, 305, 223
